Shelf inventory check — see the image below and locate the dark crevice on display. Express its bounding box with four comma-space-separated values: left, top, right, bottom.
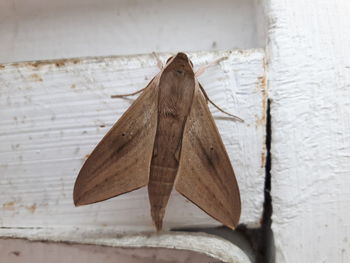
261, 99, 274, 263
238, 99, 274, 263
172, 100, 274, 263
256, 98, 275, 262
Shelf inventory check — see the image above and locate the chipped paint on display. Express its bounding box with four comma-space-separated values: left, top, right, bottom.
255, 77, 267, 127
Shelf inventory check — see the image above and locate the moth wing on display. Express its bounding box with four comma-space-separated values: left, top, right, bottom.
74, 79, 159, 206
175, 86, 241, 229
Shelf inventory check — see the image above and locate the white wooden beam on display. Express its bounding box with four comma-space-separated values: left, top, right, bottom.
266, 0, 350, 262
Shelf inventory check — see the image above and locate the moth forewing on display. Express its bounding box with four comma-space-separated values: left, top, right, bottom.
175, 79, 241, 229
73, 77, 159, 206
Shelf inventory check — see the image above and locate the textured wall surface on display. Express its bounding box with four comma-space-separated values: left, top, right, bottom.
266, 0, 350, 262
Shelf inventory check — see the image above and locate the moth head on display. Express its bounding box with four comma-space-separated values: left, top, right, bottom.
166, 53, 194, 69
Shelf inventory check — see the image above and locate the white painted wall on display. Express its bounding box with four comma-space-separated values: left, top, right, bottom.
0, 0, 264, 63
266, 0, 350, 262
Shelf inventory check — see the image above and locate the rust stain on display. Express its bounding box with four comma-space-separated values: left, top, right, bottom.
256, 75, 268, 126
11, 58, 81, 69
31, 59, 66, 68
261, 152, 266, 168
0, 64, 5, 69
30, 73, 43, 82
71, 84, 76, 89
3, 201, 15, 210
26, 203, 37, 213
55, 61, 66, 67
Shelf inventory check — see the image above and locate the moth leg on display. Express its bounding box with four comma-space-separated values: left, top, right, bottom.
199, 84, 244, 122
152, 52, 163, 70
111, 86, 147, 98
195, 56, 243, 121
195, 56, 228, 77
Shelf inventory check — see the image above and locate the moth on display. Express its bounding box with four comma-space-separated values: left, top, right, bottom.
73, 52, 241, 230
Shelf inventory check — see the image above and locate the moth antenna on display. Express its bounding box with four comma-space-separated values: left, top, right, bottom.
195, 56, 228, 77
199, 84, 244, 122
111, 86, 147, 98
152, 52, 163, 70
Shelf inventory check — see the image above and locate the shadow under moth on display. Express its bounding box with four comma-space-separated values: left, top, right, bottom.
73, 52, 241, 230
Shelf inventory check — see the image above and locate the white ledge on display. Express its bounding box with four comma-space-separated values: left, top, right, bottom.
0, 228, 251, 263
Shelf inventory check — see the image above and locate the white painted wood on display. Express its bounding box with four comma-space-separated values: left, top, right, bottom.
0, 51, 266, 234
0, 0, 264, 63
266, 0, 350, 262
0, 230, 251, 263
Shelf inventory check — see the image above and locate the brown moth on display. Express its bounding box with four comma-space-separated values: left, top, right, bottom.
73, 52, 241, 230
